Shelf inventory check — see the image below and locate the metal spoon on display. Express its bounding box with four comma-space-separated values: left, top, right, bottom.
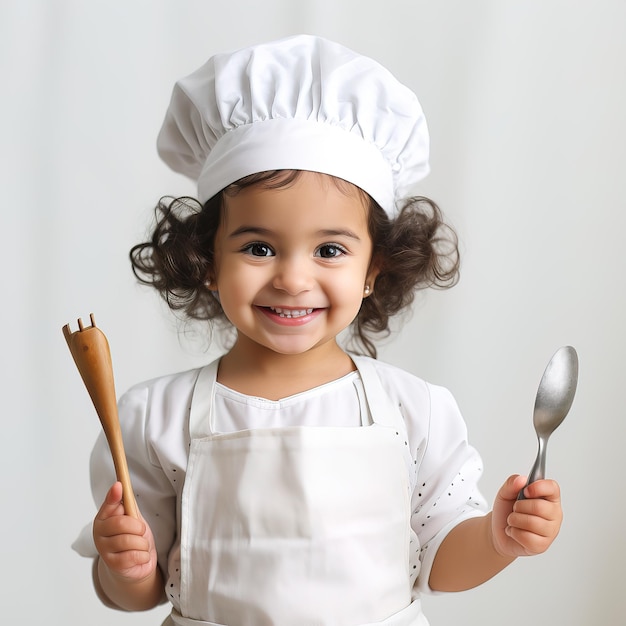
518, 345, 578, 499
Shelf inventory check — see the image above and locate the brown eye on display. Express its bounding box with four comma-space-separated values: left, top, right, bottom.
316, 244, 347, 259
243, 242, 274, 257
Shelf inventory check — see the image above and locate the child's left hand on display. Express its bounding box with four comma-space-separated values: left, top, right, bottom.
490, 474, 563, 558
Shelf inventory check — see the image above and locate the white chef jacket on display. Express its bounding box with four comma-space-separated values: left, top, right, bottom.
73, 356, 488, 615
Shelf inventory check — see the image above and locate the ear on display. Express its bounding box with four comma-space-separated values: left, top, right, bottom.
363, 260, 381, 298
204, 271, 217, 291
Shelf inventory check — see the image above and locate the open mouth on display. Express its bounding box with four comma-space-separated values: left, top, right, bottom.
267, 306, 315, 319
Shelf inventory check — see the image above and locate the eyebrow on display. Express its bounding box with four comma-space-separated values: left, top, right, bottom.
228, 226, 361, 241
318, 228, 361, 241
228, 226, 273, 239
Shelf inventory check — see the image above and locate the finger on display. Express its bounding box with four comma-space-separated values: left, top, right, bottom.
105, 547, 153, 571
98, 536, 154, 576
508, 508, 560, 536
521, 479, 561, 502
504, 524, 553, 555
514, 493, 562, 520
99, 529, 151, 554
95, 512, 147, 543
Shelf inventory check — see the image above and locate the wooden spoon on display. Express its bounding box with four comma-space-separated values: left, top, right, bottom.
62, 314, 138, 518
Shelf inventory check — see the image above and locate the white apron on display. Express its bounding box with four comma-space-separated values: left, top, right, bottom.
168, 357, 428, 626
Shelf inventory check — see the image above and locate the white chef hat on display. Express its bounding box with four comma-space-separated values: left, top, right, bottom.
157, 34, 429, 216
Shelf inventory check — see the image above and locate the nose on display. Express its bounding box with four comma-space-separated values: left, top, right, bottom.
272, 255, 314, 295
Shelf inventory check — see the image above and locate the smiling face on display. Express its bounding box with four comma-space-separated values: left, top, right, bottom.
212, 171, 378, 361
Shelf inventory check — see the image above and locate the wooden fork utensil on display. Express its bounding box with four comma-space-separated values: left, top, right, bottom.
62, 314, 139, 518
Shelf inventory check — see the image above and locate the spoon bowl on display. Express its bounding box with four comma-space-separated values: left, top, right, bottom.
518, 345, 578, 499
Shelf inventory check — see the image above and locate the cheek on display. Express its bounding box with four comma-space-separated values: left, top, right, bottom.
325, 270, 368, 304
216, 261, 266, 303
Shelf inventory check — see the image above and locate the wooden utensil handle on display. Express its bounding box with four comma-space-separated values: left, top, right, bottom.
64, 323, 139, 518
103, 420, 139, 519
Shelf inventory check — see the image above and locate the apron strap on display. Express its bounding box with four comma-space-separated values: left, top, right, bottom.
352, 356, 405, 431
352, 356, 417, 491
188, 359, 219, 440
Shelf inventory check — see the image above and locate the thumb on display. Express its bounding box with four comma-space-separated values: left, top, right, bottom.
497, 474, 528, 503
97, 482, 126, 520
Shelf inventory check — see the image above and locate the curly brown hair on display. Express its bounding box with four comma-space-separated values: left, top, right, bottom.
130, 170, 459, 358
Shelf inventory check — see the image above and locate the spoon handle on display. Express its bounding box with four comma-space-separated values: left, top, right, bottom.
517, 436, 547, 500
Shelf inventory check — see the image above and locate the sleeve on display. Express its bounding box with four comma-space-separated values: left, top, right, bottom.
71, 381, 178, 584
410, 382, 489, 595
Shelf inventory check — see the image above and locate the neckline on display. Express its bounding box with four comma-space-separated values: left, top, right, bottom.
189, 355, 406, 438
214, 369, 360, 405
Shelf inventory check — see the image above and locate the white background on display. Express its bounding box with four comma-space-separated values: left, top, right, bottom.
2, 1, 625, 624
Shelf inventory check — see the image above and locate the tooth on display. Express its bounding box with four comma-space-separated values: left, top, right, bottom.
268, 307, 314, 318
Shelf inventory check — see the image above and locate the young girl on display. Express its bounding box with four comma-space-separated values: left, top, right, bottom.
73, 35, 562, 625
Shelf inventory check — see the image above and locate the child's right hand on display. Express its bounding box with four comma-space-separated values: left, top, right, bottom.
93, 482, 158, 582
